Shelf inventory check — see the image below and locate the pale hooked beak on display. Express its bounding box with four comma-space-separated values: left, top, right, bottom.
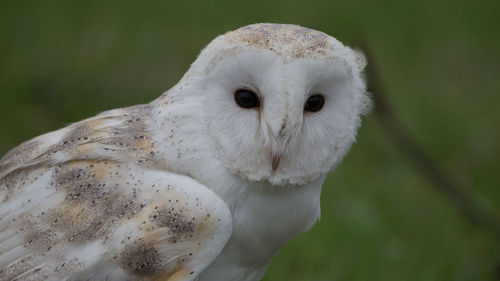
271, 154, 281, 172
265, 95, 301, 173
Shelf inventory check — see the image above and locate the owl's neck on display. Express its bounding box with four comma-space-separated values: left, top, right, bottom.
188, 153, 324, 281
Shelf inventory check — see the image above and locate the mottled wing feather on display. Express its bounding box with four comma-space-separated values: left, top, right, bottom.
0, 105, 233, 281
0, 105, 155, 180
0, 161, 232, 281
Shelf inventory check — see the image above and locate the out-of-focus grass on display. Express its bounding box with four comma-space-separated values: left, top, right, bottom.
0, 0, 499, 280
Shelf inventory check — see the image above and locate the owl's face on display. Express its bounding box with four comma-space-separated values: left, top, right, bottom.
186, 24, 370, 185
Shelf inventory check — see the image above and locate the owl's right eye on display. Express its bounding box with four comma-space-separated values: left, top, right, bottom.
234, 89, 260, 109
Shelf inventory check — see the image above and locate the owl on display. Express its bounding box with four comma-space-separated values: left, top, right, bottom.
0, 23, 371, 281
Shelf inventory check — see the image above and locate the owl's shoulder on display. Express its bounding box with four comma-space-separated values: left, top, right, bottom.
0, 104, 160, 180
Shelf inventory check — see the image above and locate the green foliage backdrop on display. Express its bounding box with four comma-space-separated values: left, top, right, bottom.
1, 0, 499, 280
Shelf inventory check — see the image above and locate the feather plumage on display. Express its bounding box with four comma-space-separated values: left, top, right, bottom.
1, 23, 370, 281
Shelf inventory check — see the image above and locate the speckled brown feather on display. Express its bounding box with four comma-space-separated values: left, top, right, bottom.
0, 105, 232, 281
224, 24, 333, 58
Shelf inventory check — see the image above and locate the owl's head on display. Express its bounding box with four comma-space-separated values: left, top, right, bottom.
179, 23, 371, 186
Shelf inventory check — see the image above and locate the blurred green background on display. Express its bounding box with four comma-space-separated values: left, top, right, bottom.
1, 0, 499, 280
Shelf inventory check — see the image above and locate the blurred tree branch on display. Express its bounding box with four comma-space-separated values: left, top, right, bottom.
363, 46, 500, 238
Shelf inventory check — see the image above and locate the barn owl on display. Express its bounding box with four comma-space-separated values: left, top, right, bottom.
0, 23, 371, 281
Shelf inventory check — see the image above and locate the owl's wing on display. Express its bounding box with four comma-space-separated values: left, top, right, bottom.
0, 105, 233, 280
0, 161, 232, 281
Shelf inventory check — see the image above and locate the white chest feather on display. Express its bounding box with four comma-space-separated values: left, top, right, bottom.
198, 177, 323, 281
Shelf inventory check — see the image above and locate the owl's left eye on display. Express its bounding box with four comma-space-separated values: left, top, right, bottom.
234, 89, 260, 109
304, 94, 325, 112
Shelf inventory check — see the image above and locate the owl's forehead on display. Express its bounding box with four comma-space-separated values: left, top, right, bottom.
219, 23, 346, 59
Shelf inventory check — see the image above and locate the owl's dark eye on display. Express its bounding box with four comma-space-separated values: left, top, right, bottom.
234, 89, 260, 109
304, 94, 325, 112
